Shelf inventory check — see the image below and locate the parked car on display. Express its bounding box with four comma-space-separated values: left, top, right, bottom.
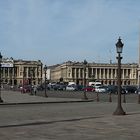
136, 87, 140, 94
82, 86, 95, 92
95, 86, 108, 93
37, 84, 44, 91
52, 84, 60, 90
107, 85, 126, 94
122, 85, 137, 94
57, 84, 66, 90
76, 85, 84, 91
66, 84, 78, 91
107, 85, 118, 94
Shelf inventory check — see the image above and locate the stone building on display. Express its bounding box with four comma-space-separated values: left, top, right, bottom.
49, 61, 138, 86
1, 57, 43, 86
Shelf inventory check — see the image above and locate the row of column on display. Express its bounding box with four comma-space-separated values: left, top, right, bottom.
1, 67, 15, 78
71, 67, 131, 80
1, 66, 42, 85
1, 67, 39, 78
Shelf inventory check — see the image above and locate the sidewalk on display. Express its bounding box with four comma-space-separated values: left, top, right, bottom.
0, 90, 89, 105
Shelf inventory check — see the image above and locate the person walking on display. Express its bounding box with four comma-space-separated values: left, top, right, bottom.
33, 85, 37, 95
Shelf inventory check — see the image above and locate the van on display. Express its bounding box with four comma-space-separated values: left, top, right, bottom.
89, 81, 102, 87
68, 82, 76, 85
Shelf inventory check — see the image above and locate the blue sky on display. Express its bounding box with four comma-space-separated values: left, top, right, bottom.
0, 0, 140, 65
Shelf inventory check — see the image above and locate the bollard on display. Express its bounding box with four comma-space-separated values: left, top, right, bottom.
123, 93, 126, 103
138, 94, 140, 104
109, 92, 112, 102
96, 92, 99, 102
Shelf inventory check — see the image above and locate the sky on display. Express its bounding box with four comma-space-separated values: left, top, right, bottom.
0, 0, 140, 66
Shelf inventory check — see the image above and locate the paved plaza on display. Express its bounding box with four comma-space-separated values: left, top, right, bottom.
1, 90, 83, 104
0, 90, 140, 140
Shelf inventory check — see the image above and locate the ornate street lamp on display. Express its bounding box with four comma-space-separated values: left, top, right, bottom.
0, 52, 3, 102
44, 65, 48, 97
113, 37, 126, 115
138, 76, 140, 104
83, 59, 88, 100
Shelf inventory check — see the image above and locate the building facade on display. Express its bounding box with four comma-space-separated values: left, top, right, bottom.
49, 61, 138, 86
1, 58, 138, 87
1, 58, 43, 86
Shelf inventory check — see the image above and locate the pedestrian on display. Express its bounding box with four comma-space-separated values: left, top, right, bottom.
33, 85, 37, 95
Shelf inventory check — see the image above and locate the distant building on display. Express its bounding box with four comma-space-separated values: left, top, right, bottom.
49, 61, 138, 85
1, 57, 43, 86
1, 57, 138, 86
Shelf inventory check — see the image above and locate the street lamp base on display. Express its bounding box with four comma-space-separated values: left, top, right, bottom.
0, 97, 4, 103
113, 106, 126, 115
109, 93, 112, 102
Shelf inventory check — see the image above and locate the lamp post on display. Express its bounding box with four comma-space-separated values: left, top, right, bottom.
0, 52, 3, 102
113, 37, 126, 115
109, 91, 112, 102
22, 69, 25, 93
44, 65, 48, 97
123, 92, 126, 103
138, 92, 140, 104
96, 92, 99, 102
30, 68, 34, 95
138, 76, 140, 104
83, 60, 88, 100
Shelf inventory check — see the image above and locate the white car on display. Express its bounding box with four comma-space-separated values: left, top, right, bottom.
66, 85, 77, 91
95, 86, 108, 93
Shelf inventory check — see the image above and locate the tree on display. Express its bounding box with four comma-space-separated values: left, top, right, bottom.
59, 77, 63, 82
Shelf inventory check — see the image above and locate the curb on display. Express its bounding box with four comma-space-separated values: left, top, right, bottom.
0, 99, 94, 106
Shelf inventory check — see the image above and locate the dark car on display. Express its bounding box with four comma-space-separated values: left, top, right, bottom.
50, 83, 66, 90
76, 85, 84, 91
136, 87, 140, 94
52, 84, 60, 90
122, 85, 137, 94
107, 85, 126, 94
57, 84, 66, 90
107, 85, 118, 94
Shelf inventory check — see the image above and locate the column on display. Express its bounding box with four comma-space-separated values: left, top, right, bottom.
78, 68, 81, 79
86, 67, 88, 79
99, 68, 101, 79
95, 68, 97, 79
103, 68, 105, 80
107, 69, 109, 79
75, 68, 77, 79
